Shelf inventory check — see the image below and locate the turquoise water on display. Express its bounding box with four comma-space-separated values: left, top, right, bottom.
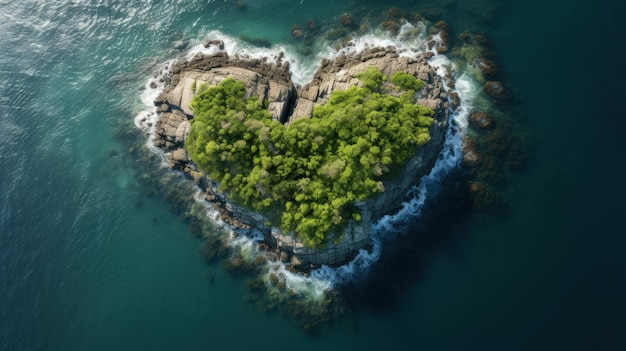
1, 0, 625, 350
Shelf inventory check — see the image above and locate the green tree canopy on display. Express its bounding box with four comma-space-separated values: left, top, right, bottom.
185, 69, 432, 247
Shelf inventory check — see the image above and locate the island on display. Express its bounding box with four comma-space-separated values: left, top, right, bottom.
150, 40, 451, 272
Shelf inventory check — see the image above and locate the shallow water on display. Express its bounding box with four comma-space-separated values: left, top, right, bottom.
1, 0, 624, 350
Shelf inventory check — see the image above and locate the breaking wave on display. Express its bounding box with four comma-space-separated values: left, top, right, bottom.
135, 26, 481, 297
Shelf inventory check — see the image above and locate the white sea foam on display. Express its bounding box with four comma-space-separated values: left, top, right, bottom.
185, 30, 324, 85
267, 260, 332, 300
330, 22, 428, 60
293, 37, 469, 290
309, 106, 466, 286
428, 54, 456, 82
134, 57, 179, 162
451, 75, 478, 131
302, 29, 480, 288
229, 229, 265, 260
192, 191, 223, 221
135, 26, 481, 298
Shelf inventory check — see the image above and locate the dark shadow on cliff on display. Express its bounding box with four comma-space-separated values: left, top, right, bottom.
337, 169, 476, 312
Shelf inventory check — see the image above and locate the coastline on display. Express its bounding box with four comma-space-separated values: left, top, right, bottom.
139, 37, 457, 272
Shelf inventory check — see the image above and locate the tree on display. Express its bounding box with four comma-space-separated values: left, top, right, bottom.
185, 69, 433, 247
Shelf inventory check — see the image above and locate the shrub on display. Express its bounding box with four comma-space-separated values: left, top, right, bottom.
391, 71, 425, 91
185, 69, 433, 247
356, 66, 386, 91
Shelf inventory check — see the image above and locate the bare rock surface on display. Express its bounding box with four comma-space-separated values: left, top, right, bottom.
150, 45, 452, 269
155, 51, 295, 122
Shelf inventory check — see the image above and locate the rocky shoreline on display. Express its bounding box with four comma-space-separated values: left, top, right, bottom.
141, 40, 452, 271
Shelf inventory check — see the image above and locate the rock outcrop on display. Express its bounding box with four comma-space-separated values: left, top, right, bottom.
470, 111, 494, 130
291, 48, 447, 123
155, 47, 295, 124
151, 44, 451, 270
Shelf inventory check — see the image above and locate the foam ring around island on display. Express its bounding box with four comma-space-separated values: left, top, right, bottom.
136, 29, 474, 295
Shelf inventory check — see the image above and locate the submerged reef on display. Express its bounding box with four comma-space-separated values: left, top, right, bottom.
143, 42, 451, 270
130, 6, 530, 334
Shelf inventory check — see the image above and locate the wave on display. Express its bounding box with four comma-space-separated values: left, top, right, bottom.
310, 73, 478, 287
135, 27, 481, 297
184, 30, 327, 85
330, 21, 429, 59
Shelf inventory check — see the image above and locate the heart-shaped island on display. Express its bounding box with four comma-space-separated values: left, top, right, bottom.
152, 40, 451, 270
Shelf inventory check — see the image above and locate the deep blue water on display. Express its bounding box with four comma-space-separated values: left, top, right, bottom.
1, 0, 625, 350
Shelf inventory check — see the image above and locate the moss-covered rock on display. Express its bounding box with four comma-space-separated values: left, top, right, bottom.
338, 13, 355, 27
484, 81, 505, 99
380, 20, 400, 34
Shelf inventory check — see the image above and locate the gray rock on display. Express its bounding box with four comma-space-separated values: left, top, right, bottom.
153, 111, 187, 151
203, 39, 225, 50
167, 148, 190, 169
175, 120, 190, 143
150, 46, 451, 268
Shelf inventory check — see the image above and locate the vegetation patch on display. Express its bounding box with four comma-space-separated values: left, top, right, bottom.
185, 67, 432, 247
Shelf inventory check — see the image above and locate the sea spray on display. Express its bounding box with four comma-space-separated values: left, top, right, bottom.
134, 28, 481, 298
185, 30, 327, 85
301, 28, 479, 287
308, 71, 476, 286
330, 22, 428, 60
134, 29, 325, 143
135, 57, 178, 159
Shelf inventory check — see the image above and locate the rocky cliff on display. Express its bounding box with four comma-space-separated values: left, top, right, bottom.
149, 41, 450, 271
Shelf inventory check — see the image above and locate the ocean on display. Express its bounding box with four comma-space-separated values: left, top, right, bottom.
1, 0, 624, 350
